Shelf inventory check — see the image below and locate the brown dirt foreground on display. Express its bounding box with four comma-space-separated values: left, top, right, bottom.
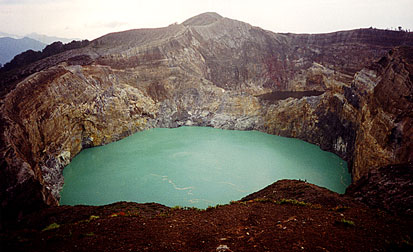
1, 180, 412, 252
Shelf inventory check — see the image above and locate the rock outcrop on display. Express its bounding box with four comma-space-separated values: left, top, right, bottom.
351, 47, 413, 180
346, 162, 413, 216
1, 13, 413, 226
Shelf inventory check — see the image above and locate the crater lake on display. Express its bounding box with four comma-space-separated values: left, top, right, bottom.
60, 126, 351, 208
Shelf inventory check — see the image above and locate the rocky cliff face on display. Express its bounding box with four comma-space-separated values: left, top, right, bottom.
351, 47, 413, 179
1, 13, 413, 225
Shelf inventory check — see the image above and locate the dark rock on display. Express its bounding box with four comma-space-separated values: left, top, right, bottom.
315, 106, 357, 163
346, 163, 413, 216
343, 86, 360, 109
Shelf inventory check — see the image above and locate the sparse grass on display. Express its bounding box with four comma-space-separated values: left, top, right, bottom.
337, 218, 355, 227
159, 206, 202, 216
42, 222, 60, 232
330, 205, 350, 212
277, 199, 309, 206
385, 235, 413, 250
89, 215, 100, 221
158, 212, 169, 217
233, 198, 314, 208
254, 198, 274, 203
71, 215, 101, 226
109, 210, 140, 217
157, 211, 170, 217
206, 204, 222, 211
182, 206, 202, 211
79, 215, 99, 222
230, 200, 247, 205
401, 237, 413, 247
127, 211, 140, 217
170, 206, 202, 211
311, 203, 322, 209
206, 205, 215, 211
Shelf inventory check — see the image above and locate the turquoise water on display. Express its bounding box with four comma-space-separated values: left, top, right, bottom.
60, 126, 351, 208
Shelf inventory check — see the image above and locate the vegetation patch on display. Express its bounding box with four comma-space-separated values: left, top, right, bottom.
277, 199, 309, 206
110, 211, 140, 217
89, 215, 100, 220
234, 198, 315, 207
157, 211, 170, 218
335, 218, 355, 227
206, 204, 223, 211
330, 205, 350, 212
42, 222, 60, 232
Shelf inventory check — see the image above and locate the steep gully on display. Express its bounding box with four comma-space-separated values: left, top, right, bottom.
1, 13, 413, 226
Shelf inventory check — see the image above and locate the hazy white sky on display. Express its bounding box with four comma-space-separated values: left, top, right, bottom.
0, 0, 412, 40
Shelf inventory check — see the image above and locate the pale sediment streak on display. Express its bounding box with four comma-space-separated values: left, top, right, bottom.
218, 181, 248, 193
150, 173, 194, 193
340, 175, 350, 188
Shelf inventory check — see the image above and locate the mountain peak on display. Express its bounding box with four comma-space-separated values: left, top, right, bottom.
182, 12, 223, 26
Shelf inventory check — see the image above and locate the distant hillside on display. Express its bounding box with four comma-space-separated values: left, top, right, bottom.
0, 32, 20, 39
0, 37, 46, 65
0, 39, 90, 73
26, 32, 76, 44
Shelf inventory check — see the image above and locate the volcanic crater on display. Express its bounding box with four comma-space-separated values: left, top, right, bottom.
1, 12, 413, 251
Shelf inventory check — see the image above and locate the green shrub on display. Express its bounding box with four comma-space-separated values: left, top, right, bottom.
171, 206, 182, 210
338, 218, 355, 227
42, 222, 60, 232
277, 199, 308, 206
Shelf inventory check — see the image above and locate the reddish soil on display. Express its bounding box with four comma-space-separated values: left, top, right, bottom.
1, 180, 412, 252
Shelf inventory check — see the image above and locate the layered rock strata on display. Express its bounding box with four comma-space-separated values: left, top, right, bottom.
1, 13, 413, 224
